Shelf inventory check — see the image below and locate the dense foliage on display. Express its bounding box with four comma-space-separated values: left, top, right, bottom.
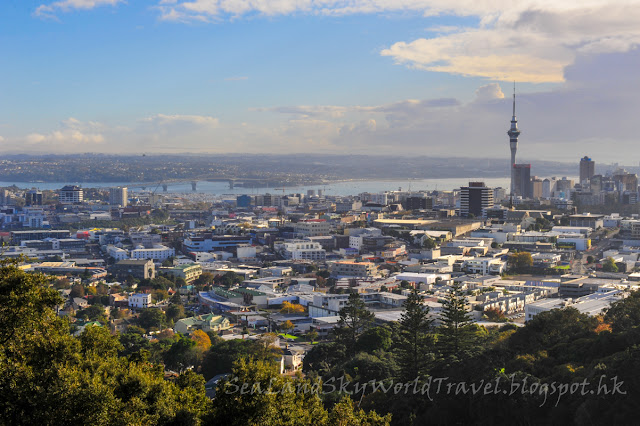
303, 288, 640, 425
0, 261, 390, 425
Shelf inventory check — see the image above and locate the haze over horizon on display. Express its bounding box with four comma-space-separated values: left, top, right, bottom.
2, 1, 640, 163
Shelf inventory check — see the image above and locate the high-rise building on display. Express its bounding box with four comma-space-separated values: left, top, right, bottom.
236, 194, 252, 208
579, 156, 595, 184
542, 178, 553, 198
109, 187, 128, 207
507, 83, 521, 199
403, 196, 433, 211
531, 177, 543, 199
25, 190, 43, 206
513, 164, 532, 198
460, 182, 493, 218
59, 185, 83, 204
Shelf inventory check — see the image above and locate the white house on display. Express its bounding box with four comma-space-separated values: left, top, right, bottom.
128, 293, 152, 310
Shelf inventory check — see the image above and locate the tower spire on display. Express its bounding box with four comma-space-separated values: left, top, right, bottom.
512, 81, 516, 117
508, 82, 521, 202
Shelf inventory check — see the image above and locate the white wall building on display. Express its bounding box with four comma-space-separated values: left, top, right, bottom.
525, 290, 624, 321
237, 245, 257, 259
293, 220, 332, 237
107, 245, 129, 261
282, 240, 326, 261
130, 244, 175, 261
129, 293, 152, 310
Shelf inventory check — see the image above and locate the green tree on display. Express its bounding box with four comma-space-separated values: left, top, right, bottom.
356, 326, 392, 353
200, 338, 280, 380
438, 282, 475, 357
150, 276, 173, 290
166, 303, 186, 323
328, 396, 391, 426
280, 320, 295, 335
422, 237, 437, 249
137, 308, 166, 331
194, 271, 215, 286
163, 335, 200, 373
0, 260, 212, 424
484, 307, 506, 322
70, 283, 85, 298
507, 252, 533, 272
119, 326, 151, 358
602, 256, 619, 272
605, 289, 640, 332
398, 288, 433, 380
212, 358, 329, 425
79, 325, 122, 357
335, 293, 375, 355
307, 329, 319, 343
76, 304, 106, 323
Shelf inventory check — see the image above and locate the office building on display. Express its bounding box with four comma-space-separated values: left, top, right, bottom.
403, 196, 433, 211
579, 156, 595, 184
183, 234, 252, 252
59, 185, 83, 204
460, 182, 493, 218
25, 190, 43, 206
531, 177, 543, 199
513, 164, 532, 198
236, 194, 252, 208
109, 187, 128, 207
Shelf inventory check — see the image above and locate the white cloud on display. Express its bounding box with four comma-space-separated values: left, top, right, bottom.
152, 1, 640, 84
247, 48, 640, 161
154, 0, 489, 22
35, 0, 124, 18
24, 117, 105, 146
475, 83, 505, 102
382, 2, 640, 82
140, 114, 219, 127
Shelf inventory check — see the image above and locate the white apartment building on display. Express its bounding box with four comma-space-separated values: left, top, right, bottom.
129, 293, 152, 310
462, 257, 506, 275
331, 261, 378, 277
59, 185, 83, 204
293, 220, 332, 237
130, 244, 176, 261
282, 240, 326, 261
107, 245, 129, 261
109, 187, 128, 207
348, 228, 383, 252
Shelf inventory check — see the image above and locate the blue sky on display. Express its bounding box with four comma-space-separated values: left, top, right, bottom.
1, 1, 640, 163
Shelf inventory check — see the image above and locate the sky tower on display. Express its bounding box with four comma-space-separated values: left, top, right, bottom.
508, 83, 521, 200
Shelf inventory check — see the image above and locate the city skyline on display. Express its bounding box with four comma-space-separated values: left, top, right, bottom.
2, 1, 640, 162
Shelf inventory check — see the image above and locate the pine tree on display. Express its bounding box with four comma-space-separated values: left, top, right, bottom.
335, 292, 375, 354
399, 288, 433, 380
438, 282, 475, 358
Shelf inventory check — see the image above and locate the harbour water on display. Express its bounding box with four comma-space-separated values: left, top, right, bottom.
0, 178, 513, 197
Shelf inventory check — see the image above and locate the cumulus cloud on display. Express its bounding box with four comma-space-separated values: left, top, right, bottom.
247, 48, 640, 162
141, 114, 220, 127
151, 1, 640, 84
475, 83, 505, 102
35, 0, 124, 18
24, 118, 105, 146
381, 2, 640, 82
